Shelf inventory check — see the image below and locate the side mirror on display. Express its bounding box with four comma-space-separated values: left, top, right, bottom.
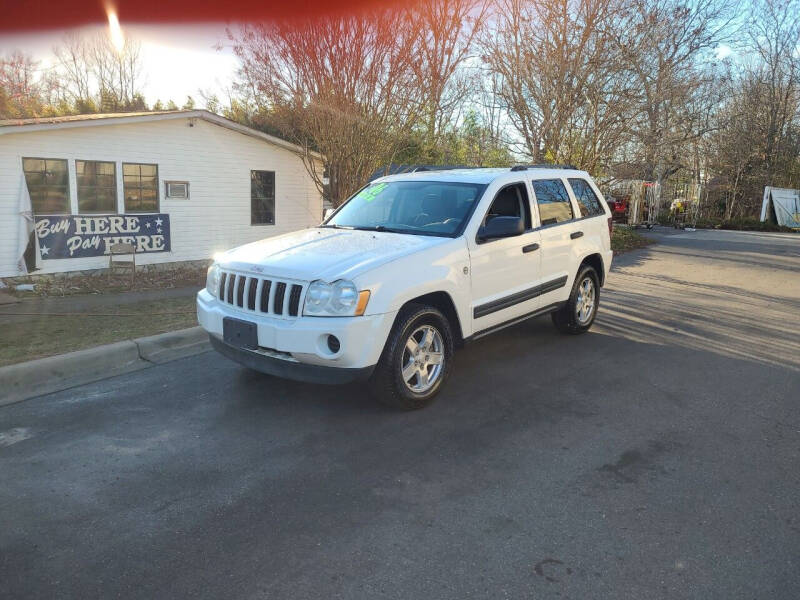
477, 216, 524, 242
323, 208, 335, 221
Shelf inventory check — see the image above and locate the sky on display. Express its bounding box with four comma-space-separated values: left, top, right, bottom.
0, 23, 240, 107
0, 18, 738, 109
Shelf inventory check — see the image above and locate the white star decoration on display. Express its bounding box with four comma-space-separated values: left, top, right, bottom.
157, 228, 163, 234
154, 218, 163, 227
145, 222, 151, 228
40, 245, 49, 256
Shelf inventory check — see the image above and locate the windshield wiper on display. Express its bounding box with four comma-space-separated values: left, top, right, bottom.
324, 224, 444, 236
351, 225, 406, 233
319, 224, 354, 230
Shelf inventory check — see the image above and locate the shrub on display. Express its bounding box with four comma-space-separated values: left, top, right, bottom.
691, 216, 796, 232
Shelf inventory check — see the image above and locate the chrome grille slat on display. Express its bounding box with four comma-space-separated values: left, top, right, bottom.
289, 284, 302, 316
218, 272, 227, 301
247, 277, 257, 310
235, 275, 245, 308
225, 273, 234, 303
260, 279, 272, 313
273, 282, 287, 315
255, 279, 265, 313
217, 269, 304, 320
267, 280, 277, 314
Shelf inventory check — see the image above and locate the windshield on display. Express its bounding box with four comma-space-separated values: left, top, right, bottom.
325, 181, 486, 236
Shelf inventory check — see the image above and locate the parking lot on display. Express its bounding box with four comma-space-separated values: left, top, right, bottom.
1, 228, 798, 599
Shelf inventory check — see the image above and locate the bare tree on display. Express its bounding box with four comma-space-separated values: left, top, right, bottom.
220, 0, 795, 219
481, 0, 633, 170
614, 0, 736, 189
0, 51, 46, 118
748, 0, 800, 188
53, 32, 92, 102
230, 9, 423, 205
53, 30, 144, 111
709, 0, 800, 218
408, 0, 489, 146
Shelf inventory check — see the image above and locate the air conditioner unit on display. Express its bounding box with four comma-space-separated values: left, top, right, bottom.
166, 181, 189, 199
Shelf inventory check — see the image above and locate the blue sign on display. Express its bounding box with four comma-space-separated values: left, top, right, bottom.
34, 214, 171, 259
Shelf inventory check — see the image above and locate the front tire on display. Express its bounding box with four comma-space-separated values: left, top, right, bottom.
552, 266, 600, 335
369, 304, 454, 410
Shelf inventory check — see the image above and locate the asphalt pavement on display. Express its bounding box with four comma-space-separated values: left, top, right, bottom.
1, 228, 798, 599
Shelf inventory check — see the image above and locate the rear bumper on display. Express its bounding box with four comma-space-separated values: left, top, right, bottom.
209, 335, 374, 384
602, 249, 613, 284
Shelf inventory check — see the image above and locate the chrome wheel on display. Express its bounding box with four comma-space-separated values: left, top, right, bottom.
575, 276, 596, 324
400, 325, 444, 393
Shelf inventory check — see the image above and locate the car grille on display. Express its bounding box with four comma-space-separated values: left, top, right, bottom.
217, 270, 305, 318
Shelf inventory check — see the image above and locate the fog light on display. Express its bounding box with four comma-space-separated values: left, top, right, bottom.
327, 335, 341, 354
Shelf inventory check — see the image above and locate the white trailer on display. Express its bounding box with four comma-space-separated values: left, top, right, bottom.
761, 186, 800, 229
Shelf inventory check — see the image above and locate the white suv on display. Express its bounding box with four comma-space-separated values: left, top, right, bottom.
197, 167, 613, 409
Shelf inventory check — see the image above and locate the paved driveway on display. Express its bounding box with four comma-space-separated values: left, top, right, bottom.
1, 229, 798, 599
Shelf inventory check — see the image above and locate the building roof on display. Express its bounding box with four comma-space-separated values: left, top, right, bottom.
0, 109, 322, 160
0, 110, 183, 128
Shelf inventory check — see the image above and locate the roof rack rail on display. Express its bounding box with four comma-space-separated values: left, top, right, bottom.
510, 164, 578, 171
410, 165, 476, 173
368, 164, 477, 181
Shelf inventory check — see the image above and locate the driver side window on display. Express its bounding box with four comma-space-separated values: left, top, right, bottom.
483, 183, 531, 229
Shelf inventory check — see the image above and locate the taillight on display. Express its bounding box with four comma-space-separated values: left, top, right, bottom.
607, 216, 613, 235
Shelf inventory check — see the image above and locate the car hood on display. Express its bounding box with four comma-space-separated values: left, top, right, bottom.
218, 228, 449, 281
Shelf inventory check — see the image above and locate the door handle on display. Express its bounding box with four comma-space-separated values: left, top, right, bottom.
570, 231, 584, 240
522, 243, 539, 253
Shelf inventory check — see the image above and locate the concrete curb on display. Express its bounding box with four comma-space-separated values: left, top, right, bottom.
135, 327, 210, 364
0, 327, 210, 407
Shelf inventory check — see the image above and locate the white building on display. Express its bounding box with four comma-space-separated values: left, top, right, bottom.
0, 110, 323, 278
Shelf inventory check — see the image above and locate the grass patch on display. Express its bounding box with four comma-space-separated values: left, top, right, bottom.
0, 297, 197, 367
612, 227, 654, 254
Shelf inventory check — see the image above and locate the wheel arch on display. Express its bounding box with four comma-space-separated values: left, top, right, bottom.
579, 253, 605, 286
397, 291, 464, 347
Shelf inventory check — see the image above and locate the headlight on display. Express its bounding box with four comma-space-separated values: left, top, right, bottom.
206, 263, 221, 297
305, 280, 333, 312
303, 279, 369, 316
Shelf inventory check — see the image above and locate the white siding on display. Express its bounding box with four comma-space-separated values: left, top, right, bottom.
0, 117, 322, 277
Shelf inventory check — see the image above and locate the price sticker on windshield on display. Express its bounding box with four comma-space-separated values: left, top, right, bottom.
357, 183, 387, 203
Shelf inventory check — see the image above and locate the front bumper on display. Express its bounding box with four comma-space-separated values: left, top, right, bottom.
208, 335, 374, 384
197, 289, 396, 373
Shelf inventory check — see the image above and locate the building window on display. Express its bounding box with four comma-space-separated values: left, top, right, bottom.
568, 178, 604, 217
76, 160, 117, 213
251, 170, 275, 225
532, 179, 574, 226
22, 157, 70, 214
123, 163, 159, 213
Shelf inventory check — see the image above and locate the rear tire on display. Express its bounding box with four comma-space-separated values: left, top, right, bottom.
369, 304, 454, 410
552, 266, 600, 335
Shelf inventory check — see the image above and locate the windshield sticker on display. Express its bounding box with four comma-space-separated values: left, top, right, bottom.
357, 183, 387, 203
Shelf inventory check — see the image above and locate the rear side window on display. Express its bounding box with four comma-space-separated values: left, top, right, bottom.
532, 179, 573, 226
568, 178, 604, 217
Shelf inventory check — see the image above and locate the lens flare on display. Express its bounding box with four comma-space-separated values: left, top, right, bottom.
107, 8, 125, 53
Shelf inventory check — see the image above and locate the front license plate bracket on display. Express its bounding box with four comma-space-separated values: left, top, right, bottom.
223, 317, 258, 350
